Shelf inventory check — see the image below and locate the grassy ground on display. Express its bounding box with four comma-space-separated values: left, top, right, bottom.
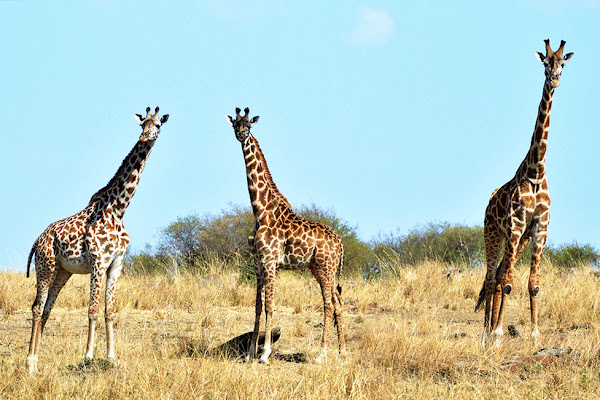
2, 261, 600, 399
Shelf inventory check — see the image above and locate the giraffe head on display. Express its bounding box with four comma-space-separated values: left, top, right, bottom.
134, 107, 169, 141
535, 39, 574, 88
226, 107, 259, 144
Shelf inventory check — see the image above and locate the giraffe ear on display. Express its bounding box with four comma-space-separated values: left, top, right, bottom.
226, 115, 236, 126
563, 52, 574, 62
535, 51, 545, 63
160, 114, 169, 124
250, 116, 259, 125
134, 114, 144, 124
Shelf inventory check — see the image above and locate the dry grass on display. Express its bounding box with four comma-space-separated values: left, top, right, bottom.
2, 262, 600, 399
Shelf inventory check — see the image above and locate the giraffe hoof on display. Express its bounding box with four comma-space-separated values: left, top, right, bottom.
315, 350, 327, 364
26, 356, 39, 375
258, 357, 270, 365
503, 284, 512, 295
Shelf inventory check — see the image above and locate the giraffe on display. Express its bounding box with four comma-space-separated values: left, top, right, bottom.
475, 40, 573, 346
226, 107, 346, 364
25, 107, 169, 374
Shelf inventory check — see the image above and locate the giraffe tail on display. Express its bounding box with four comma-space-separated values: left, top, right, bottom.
475, 257, 505, 312
333, 242, 345, 328
474, 236, 531, 312
26, 238, 38, 278
336, 241, 344, 303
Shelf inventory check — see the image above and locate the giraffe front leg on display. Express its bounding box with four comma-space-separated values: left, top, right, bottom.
529, 228, 547, 342
492, 232, 521, 341
247, 273, 264, 362
259, 264, 276, 365
105, 255, 123, 360
85, 264, 106, 359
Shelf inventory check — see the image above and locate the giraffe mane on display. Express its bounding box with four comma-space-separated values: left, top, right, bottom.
251, 136, 292, 210
88, 141, 145, 204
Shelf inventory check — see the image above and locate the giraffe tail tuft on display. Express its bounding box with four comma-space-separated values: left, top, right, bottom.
474, 281, 486, 312
26, 239, 38, 278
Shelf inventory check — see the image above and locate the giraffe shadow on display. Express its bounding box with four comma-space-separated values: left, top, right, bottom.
205, 327, 308, 363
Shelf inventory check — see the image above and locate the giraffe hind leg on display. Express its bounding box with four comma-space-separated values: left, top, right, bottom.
480, 224, 502, 347
41, 266, 72, 334
333, 283, 346, 356
27, 255, 57, 374
492, 231, 524, 338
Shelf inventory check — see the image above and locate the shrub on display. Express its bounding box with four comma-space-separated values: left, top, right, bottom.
373, 222, 485, 268
544, 242, 600, 269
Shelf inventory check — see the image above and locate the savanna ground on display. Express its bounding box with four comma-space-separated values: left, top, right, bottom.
2, 261, 600, 399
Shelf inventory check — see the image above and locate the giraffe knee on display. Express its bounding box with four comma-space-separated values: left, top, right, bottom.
31, 303, 43, 319
531, 286, 539, 297
503, 284, 512, 295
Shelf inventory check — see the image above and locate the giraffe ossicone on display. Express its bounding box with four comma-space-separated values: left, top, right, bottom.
25, 107, 168, 374
475, 39, 573, 347
227, 107, 346, 364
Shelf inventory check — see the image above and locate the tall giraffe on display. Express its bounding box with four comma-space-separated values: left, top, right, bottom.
25, 107, 169, 374
226, 107, 346, 364
476, 40, 573, 346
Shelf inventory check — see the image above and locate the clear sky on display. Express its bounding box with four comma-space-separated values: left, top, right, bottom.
1, 1, 599, 270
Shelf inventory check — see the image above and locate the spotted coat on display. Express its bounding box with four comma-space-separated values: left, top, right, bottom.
227, 107, 346, 364
475, 40, 573, 346
25, 107, 168, 374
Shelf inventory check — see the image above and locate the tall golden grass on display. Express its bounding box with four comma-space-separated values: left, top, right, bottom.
1, 260, 600, 399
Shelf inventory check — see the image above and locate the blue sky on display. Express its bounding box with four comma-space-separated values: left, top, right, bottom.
1, 1, 599, 270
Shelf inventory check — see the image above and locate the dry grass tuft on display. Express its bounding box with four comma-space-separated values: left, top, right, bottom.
2, 262, 600, 398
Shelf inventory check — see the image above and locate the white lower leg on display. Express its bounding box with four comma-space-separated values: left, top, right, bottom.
259, 343, 271, 364
85, 315, 98, 359
26, 356, 38, 374
315, 347, 327, 364
531, 328, 540, 339
245, 343, 255, 362
106, 317, 115, 359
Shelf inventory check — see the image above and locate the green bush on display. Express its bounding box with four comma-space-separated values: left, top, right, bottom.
544, 242, 600, 268
373, 222, 485, 268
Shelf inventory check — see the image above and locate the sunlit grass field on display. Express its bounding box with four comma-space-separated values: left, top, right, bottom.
2, 261, 600, 399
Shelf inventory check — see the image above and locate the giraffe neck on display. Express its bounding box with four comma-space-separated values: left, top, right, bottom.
242, 135, 290, 222
517, 79, 555, 183
89, 140, 155, 218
